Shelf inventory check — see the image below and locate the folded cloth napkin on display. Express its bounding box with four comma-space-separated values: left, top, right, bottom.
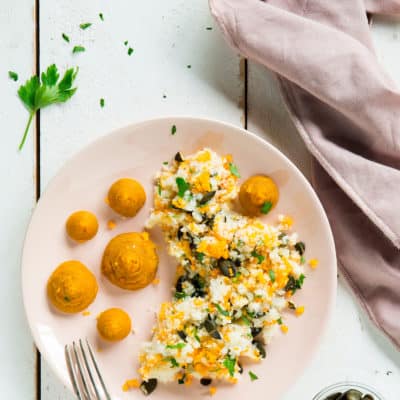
210, 0, 400, 349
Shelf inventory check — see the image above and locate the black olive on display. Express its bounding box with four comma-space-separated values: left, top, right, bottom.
200, 378, 212, 386
252, 340, 266, 358
140, 379, 157, 395
192, 289, 206, 298
177, 226, 184, 240
203, 315, 222, 339
325, 394, 342, 400
175, 276, 185, 293
251, 327, 262, 337
237, 362, 243, 374
361, 396, 374, 400
174, 152, 184, 162
294, 241, 305, 255
199, 191, 216, 205
177, 330, 187, 342
217, 259, 237, 278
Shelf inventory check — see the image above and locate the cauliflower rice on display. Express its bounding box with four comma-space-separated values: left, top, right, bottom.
139, 148, 308, 386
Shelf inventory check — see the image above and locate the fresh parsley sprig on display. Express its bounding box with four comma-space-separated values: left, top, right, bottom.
17, 64, 78, 150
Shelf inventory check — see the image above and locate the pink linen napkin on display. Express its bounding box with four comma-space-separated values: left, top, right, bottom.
210, 0, 400, 349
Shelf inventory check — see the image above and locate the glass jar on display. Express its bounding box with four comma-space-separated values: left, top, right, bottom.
313, 381, 384, 400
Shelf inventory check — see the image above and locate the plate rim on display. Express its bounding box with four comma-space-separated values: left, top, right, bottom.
21, 115, 337, 397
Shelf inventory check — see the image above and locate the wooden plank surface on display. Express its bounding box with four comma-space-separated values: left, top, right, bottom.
0, 0, 37, 399
39, 1, 243, 398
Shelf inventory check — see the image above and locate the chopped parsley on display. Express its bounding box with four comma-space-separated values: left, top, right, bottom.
176, 177, 189, 197
127, 47, 134, 56
193, 327, 201, 343
223, 355, 236, 377
206, 26, 213, 30
100, 98, 105, 108
174, 291, 186, 299
124, 40, 128, 46
163, 161, 168, 165
277, 317, 283, 325
261, 201, 272, 214
187, 64, 192, 69
249, 371, 258, 381
251, 250, 265, 264
166, 343, 186, 350
157, 184, 162, 195
171, 124, 177, 135
268, 269, 276, 282
229, 162, 240, 178
167, 357, 179, 368
99, 13, 104, 21
284, 274, 305, 293
288, 301, 296, 310
72, 45, 85, 54
300, 255, 306, 264
214, 303, 229, 317
16, 64, 78, 150
195, 252, 205, 262
79, 22, 92, 30
241, 315, 251, 326
295, 241, 306, 255
61, 33, 70, 43
8, 71, 18, 81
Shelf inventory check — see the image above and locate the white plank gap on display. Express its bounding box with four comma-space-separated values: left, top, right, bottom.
39, 1, 243, 398
0, 0, 37, 399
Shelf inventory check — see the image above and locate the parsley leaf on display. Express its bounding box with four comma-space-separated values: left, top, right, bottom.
72, 45, 85, 54
251, 250, 265, 264
62, 33, 70, 43
99, 13, 104, 21
268, 269, 276, 282
229, 162, 240, 178
277, 317, 283, 325
214, 303, 229, 317
79, 22, 92, 30
223, 355, 236, 377
17, 64, 78, 150
166, 343, 186, 350
166, 357, 179, 368
100, 98, 105, 108
8, 71, 18, 81
284, 274, 305, 293
261, 201, 273, 214
249, 371, 258, 381
206, 27, 213, 30
171, 124, 177, 135
187, 64, 191, 69
241, 315, 251, 326
195, 252, 205, 262
174, 291, 186, 299
300, 255, 306, 264
127, 47, 134, 56
124, 40, 128, 46
176, 177, 190, 197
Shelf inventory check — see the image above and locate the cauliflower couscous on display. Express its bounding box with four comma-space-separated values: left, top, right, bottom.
139, 148, 308, 390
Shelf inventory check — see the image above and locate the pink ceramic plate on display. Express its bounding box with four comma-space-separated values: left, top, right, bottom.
22, 117, 336, 400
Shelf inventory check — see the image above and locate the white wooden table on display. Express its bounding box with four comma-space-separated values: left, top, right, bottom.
2, 2, 400, 399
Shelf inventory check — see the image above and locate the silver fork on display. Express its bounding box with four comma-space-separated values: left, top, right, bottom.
65, 339, 111, 400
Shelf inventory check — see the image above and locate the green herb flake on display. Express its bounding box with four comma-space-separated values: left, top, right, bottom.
171, 124, 177, 135
79, 22, 92, 30
261, 201, 273, 214
166, 343, 186, 350
300, 255, 306, 264
163, 94, 167, 99
174, 291, 186, 299
176, 177, 190, 197
194, 328, 201, 343
251, 250, 265, 264
206, 27, 213, 30
100, 98, 105, 108
124, 40, 128, 46
187, 64, 191, 69
268, 269, 276, 282
298, 273, 305, 287
249, 371, 258, 381
223, 355, 236, 377
163, 161, 169, 165
157, 184, 162, 196
16, 64, 78, 150
8, 71, 18, 81
214, 303, 229, 317
166, 357, 179, 368
99, 13, 104, 21
277, 317, 283, 325
127, 47, 134, 56
62, 33, 70, 43
288, 301, 296, 310
229, 162, 240, 178
195, 252, 205, 262
241, 316, 251, 326
72, 45, 85, 54
178, 374, 186, 384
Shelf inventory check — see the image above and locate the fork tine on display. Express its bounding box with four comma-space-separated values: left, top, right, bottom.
65, 345, 84, 400
79, 339, 101, 400
85, 339, 112, 400
73, 341, 91, 399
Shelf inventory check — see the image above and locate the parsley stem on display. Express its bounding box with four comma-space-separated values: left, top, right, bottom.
19, 111, 34, 151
